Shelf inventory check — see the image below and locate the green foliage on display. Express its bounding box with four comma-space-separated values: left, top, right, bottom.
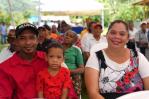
96, 0, 145, 25
0, 0, 38, 25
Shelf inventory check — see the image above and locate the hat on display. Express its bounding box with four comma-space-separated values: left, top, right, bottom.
15, 23, 39, 38
93, 23, 102, 29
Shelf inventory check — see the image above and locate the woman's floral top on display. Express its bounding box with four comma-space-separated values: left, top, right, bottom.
96, 50, 144, 93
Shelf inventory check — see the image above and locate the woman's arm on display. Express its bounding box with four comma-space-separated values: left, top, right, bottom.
70, 64, 84, 74
143, 77, 149, 90
85, 67, 104, 99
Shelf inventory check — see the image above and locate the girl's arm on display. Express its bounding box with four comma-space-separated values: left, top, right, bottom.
38, 91, 44, 98
61, 88, 68, 99
85, 67, 104, 99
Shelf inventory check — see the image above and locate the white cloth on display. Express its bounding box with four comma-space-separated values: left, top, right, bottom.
81, 33, 107, 52
81, 32, 90, 51
129, 28, 137, 40
86, 50, 149, 78
0, 47, 15, 63
90, 41, 108, 54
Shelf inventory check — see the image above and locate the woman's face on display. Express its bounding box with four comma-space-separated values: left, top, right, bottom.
64, 31, 76, 45
106, 23, 129, 49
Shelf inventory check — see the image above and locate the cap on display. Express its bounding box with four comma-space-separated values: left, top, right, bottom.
15, 23, 39, 38
93, 23, 102, 29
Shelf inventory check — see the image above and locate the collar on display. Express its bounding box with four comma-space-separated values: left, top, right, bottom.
11, 51, 45, 66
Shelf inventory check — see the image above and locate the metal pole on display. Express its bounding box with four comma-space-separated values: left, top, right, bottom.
38, 0, 41, 27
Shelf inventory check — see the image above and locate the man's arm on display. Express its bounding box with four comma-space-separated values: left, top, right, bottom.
0, 69, 14, 98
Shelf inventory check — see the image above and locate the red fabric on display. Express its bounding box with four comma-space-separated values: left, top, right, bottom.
36, 67, 71, 98
50, 33, 59, 40
0, 51, 47, 99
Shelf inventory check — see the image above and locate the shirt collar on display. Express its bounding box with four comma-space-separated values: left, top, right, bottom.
11, 51, 45, 66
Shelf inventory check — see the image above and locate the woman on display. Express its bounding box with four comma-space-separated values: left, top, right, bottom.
62, 30, 84, 97
85, 20, 149, 99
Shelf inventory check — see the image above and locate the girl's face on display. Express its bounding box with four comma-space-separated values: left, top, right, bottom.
64, 31, 76, 44
46, 47, 64, 70
106, 23, 129, 49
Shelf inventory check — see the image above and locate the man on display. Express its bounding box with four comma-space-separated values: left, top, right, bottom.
127, 21, 138, 50
0, 22, 7, 44
135, 22, 148, 56
0, 23, 47, 98
0, 29, 19, 63
82, 23, 106, 60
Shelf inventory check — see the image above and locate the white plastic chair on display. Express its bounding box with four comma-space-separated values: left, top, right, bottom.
117, 91, 149, 99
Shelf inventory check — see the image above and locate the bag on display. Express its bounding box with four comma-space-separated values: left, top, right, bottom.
137, 42, 148, 48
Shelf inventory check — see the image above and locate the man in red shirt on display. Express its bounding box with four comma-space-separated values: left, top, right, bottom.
0, 23, 47, 98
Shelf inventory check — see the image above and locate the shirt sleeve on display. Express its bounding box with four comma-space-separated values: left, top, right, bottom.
0, 69, 14, 98
83, 36, 90, 52
36, 72, 44, 92
85, 52, 99, 71
63, 69, 71, 89
138, 52, 149, 78
75, 48, 84, 66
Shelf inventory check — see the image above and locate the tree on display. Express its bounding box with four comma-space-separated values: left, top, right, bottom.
96, 0, 144, 26
0, 0, 38, 25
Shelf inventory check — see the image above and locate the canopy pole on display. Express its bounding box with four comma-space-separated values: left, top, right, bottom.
38, 0, 41, 26
101, 8, 104, 30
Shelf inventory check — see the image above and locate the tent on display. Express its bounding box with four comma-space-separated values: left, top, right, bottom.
39, 0, 103, 16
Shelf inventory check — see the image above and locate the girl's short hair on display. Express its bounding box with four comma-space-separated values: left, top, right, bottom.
45, 42, 64, 54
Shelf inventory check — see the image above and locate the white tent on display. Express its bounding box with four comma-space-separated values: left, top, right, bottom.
40, 0, 103, 16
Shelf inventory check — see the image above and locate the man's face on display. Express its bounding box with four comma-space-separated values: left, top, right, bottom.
17, 29, 38, 54
7, 30, 20, 51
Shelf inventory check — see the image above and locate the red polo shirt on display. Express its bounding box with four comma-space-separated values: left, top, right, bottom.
0, 51, 48, 99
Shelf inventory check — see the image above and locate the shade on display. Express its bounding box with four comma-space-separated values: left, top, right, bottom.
40, 0, 103, 16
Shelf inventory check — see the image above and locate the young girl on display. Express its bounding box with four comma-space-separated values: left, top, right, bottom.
36, 43, 72, 99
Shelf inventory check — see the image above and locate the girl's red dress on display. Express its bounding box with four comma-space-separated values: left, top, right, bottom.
36, 67, 71, 98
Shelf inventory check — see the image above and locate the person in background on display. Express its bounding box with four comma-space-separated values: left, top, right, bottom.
37, 26, 56, 52
50, 25, 60, 40
83, 23, 106, 60
147, 21, 149, 41
37, 43, 73, 99
81, 21, 97, 62
80, 18, 91, 39
62, 30, 84, 97
85, 20, 149, 99
43, 24, 51, 39
0, 23, 47, 98
135, 22, 148, 56
127, 21, 138, 50
0, 22, 7, 44
0, 29, 19, 63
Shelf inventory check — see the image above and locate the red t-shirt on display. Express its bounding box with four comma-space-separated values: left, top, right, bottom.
36, 67, 71, 98
0, 51, 48, 99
